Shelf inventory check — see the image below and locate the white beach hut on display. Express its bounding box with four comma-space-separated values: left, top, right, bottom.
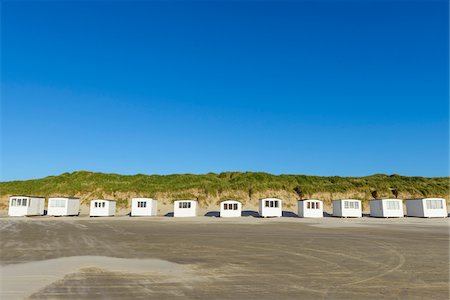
369, 199, 404, 218
259, 198, 282, 217
90, 199, 116, 217
333, 199, 362, 218
298, 199, 323, 218
220, 200, 242, 218
8, 196, 45, 217
173, 200, 197, 217
47, 197, 80, 216
405, 198, 447, 218
131, 198, 158, 216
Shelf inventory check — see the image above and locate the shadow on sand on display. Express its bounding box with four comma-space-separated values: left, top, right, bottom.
282, 211, 298, 218
242, 210, 260, 217
204, 211, 220, 217
164, 212, 174, 217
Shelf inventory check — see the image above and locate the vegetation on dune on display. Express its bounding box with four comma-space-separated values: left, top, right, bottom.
0, 171, 448, 208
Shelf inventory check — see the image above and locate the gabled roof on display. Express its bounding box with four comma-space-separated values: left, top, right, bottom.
220, 199, 241, 203
298, 199, 322, 202
406, 198, 445, 201
370, 198, 403, 201
10, 195, 45, 199
173, 199, 197, 202
91, 199, 116, 202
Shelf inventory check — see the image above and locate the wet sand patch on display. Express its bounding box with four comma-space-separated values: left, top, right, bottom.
0, 256, 194, 300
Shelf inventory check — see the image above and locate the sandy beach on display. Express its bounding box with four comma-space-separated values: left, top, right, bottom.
0, 216, 448, 299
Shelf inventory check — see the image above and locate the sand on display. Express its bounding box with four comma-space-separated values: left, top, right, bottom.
0, 217, 449, 299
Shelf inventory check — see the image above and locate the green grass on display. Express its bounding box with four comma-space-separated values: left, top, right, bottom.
0, 171, 448, 204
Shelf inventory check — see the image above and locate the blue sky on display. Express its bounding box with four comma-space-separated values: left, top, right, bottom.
1, 0, 448, 181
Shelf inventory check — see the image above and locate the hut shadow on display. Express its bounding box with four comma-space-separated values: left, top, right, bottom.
323, 212, 333, 218
282, 211, 298, 218
164, 212, 174, 217
204, 211, 220, 217
242, 210, 260, 217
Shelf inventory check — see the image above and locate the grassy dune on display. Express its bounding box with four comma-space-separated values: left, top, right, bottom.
0, 171, 448, 209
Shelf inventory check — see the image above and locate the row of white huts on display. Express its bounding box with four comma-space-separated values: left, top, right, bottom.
7, 196, 448, 218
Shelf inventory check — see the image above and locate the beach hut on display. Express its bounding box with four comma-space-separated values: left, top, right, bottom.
90, 199, 116, 217
47, 197, 80, 216
220, 200, 242, 217
369, 199, 404, 218
173, 200, 197, 217
405, 198, 447, 218
131, 198, 158, 217
298, 199, 323, 218
8, 196, 45, 217
259, 198, 282, 217
332, 199, 362, 218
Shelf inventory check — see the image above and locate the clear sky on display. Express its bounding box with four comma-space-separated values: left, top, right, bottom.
1, 0, 448, 181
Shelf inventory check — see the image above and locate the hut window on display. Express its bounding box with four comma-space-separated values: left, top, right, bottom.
308, 202, 320, 209
344, 201, 359, 209
386, 201, 400, 210
17, 198, 22, 206
22, 199, 27, 206
233, 203, 238, 210
50, 199, 65, 207
180, 202, 191, 209
223, 204, 227, 210
265, 200, 279, 208
426, 199, 443, 210
11, 198, 17, 206
138, 201, 147, 208
102, 202, 106, 208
